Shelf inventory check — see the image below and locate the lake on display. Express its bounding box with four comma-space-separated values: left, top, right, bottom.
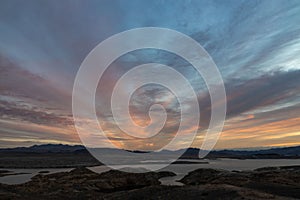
0, 159, 299, 185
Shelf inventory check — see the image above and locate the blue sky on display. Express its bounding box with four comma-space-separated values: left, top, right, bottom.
0, 0, 300, 149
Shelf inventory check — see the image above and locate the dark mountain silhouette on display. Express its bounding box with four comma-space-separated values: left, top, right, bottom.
180, 146, 300, 159
0, 144, 85, 153
1, 144, 300, 158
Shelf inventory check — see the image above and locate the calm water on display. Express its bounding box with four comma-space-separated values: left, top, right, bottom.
0, 159, 299, 185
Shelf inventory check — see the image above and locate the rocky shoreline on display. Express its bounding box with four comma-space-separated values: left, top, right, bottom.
0, 165, 300, 199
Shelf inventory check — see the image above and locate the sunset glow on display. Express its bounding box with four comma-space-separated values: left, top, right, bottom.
0, 0, 300, 150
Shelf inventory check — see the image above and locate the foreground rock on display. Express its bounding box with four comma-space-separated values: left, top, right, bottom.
1, 166, 300, 199
180, 166, 300, 199
105, 184, 294, 200
0, 167, 175, 199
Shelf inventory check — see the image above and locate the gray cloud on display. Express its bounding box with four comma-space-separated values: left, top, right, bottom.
1, 0, 300, 148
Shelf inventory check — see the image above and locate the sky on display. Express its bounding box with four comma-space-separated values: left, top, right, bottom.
0, 0, 300, 150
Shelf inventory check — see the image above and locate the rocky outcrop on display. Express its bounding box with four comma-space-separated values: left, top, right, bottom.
104, 184, 293, 200
0, 167, 175, 199
180, 166, 300, 199
1, 166, 300, 199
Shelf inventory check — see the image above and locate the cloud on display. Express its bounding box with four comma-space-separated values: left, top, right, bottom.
0, 100, 73, 126
0, 56, 78, 147
0, 0, 300, 149
225, 70, 300, 117
0, 119, 79, 148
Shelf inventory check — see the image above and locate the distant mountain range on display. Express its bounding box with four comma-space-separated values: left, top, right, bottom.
181, 146, 300, 159
1, 144, 300, 159
0, 144, 85, 153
